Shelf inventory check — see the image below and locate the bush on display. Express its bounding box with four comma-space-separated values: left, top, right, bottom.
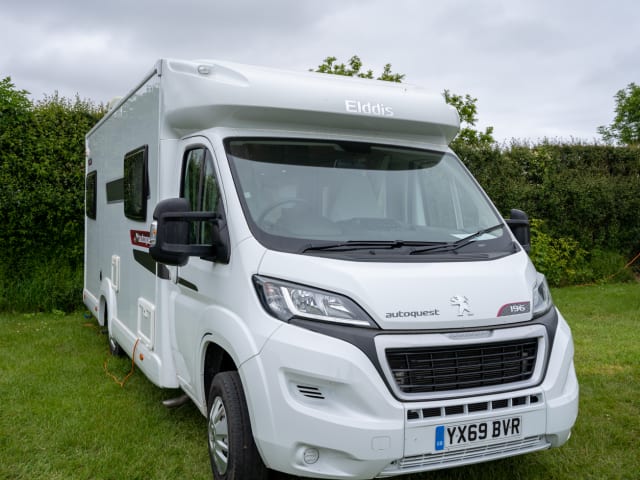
0, 256, 82, 312
529, 219, 588, 286
581, 249, 638, 284
461, 141, 640, 259
528, 220, 637, 287
0, 78, 103, 312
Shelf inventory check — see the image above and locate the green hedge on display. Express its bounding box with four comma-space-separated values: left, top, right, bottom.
0, 78, 104, 311
1, 77, 638, 311
457, 141, 640, 285
459, 141, 640, 255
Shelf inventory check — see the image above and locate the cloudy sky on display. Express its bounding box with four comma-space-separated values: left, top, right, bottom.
1, 0, 638, 143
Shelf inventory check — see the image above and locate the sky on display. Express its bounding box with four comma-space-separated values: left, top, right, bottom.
1, 0, 638, 143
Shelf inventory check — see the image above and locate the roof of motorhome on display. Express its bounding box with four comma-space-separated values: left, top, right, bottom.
101, 58, 461, 146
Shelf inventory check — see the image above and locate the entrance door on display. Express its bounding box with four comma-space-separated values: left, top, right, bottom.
170, 136, 229, 398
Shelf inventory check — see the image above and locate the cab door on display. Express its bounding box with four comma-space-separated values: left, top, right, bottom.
170, 136, 230, 398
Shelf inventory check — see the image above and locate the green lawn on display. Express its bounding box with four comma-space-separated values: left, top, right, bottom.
0, 283, 638, 480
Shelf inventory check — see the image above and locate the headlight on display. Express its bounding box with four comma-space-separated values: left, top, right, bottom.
253, 275, 377, 328
532, 273, 553, 317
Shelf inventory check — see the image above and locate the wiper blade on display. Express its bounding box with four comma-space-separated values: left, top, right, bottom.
454, 223, 505, 244
410, 223, 505, 255
301, 240, 442, 253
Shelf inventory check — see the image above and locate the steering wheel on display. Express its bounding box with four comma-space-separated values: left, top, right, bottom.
257, 198, 308, 225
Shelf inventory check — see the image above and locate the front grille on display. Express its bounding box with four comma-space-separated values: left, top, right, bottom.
386, 339, 538, 394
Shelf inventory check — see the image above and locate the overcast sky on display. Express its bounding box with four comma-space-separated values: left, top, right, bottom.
1, 0, 638, 143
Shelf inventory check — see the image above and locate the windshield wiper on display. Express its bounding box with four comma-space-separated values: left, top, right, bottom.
301, 240, 442, 253
410, 223, 505, 255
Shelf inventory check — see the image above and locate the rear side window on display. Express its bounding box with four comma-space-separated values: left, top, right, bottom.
124, 145, 149, 221
85, 170, 97, 219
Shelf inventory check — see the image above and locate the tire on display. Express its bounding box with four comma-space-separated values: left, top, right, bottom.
207, 371, 267, 480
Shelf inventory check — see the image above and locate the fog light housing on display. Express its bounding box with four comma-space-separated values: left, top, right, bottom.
303, 448, 319, 465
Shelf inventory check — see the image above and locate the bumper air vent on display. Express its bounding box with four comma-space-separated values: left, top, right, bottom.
296, 385, 326, 400
406, 394, 542, 421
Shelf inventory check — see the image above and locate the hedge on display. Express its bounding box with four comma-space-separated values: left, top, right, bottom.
457, 141, 640, 285
458, 141, 640, 254
0, 78, 104, 311
1, 77, 638, 310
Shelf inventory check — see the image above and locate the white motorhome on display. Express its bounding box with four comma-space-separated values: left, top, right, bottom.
83, 59, 578, 479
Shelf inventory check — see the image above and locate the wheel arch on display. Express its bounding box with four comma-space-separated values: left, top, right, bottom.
203, 340, 238, 407
98, 278, 118, 328
99, 296, 108, 327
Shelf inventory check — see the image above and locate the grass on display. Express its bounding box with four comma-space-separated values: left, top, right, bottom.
0, 312, 210, 480
0, 283, 638, 480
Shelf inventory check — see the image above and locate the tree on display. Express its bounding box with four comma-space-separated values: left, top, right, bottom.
312, 55, 405, 82
443, 90, 495, 149
598, 82, 640, 146
312, 56, 494, 148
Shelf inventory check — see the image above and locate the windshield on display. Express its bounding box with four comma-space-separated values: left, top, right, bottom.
226, 139, 514, 260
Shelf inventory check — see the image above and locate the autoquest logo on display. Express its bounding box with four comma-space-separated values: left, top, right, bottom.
345, 100, 394, 117
386, 309, 440, 319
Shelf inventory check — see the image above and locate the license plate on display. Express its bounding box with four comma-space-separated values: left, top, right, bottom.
434, 416, 522, 451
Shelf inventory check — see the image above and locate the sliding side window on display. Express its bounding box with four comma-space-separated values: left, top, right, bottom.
123, 145, 149, 221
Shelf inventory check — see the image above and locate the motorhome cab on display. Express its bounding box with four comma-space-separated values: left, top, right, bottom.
83, 59, 578, 479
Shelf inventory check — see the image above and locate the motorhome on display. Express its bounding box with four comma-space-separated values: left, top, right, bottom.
83, 58, 578, 479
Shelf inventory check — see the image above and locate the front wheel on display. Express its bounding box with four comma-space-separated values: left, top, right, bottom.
207, 371, 267, 480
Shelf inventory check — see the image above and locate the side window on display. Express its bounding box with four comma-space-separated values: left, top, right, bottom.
85, 170, 97, 219
183, 148, 205, 211
181, 147, 221, 243
124, 145, 149, 221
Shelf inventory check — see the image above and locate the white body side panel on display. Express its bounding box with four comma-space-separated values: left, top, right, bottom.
84, 69, 178, 388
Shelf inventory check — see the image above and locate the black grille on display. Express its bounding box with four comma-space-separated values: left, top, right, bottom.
386, 339, 538, 394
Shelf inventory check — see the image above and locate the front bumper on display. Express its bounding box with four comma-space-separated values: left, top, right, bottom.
240, 309, 578, 479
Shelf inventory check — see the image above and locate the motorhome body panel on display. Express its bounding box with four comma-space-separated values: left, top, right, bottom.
84, 72, 179, 387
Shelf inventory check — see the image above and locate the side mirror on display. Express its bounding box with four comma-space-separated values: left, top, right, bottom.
149, 198, 229, 266
506, 209, 531, 253
149, 198, 191, 266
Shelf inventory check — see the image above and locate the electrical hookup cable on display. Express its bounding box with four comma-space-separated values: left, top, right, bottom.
104, 338, 140, 388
